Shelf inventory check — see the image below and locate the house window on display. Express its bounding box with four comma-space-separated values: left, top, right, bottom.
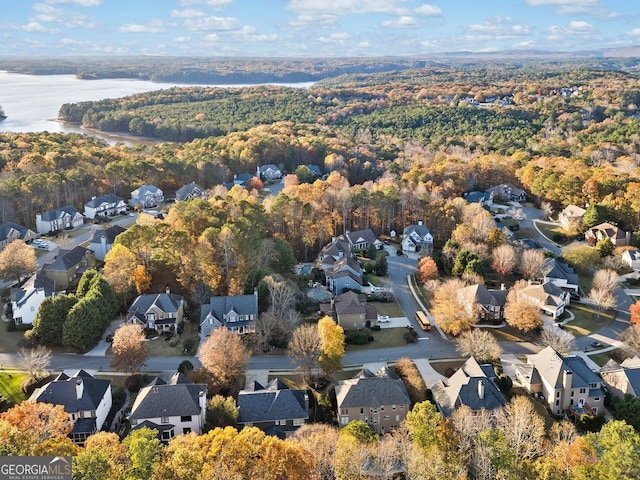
162, 431, 172, 441
570, 391, 574, 397
594, 397, 600, 402
30, 306, 35, 312
556, 391, 560, 398
590, 383, 598, 389
181, 415, 191, 422
183, 428, 191, 435
293, 419, 304, 426
555, 400, 560, 406
392, 405, 396, 411
384, 416, 389, 421
91, 410, 96, 418
341, 417, 349, 425
593, 407, 598, 414
341, 408, 348, 415
396, 415, 400, 422
360, 408, 364, 415
371, 408, 378, 414
380, 406, 384, 411
570, 399, 574, 406
579, 388, 586, 394
400, 405, 404, 410
79, 411, 85, 418
161, 416, 169, 424
14, 317, 22, 324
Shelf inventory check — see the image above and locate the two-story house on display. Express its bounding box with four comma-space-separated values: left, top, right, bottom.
175, 182, 207, 202
431, 357, 507, 417
402, 222, 433, 254
335, 367, 411, 435
84, 194, 127, 220
36, 205, 84, 235
30, 369, 112, 445
129, 184, 164, 209
199, 289, 258, 337
0, 222, 36, 251
543, 259, 580, 297
464, 191, 493, 207
127, 289, 185, 332
600, 357, 640, 399
89, 225, 126, 261
329, 256, 363, 294
320, 291, 377, 329
10, 273, 55, 325
237, 378, 309, 439
586, 222, 631, 247
520, 281, 570, 319
622, 249, 640, 272
559, 205, 586, 231
515, 346, 605, 416
257, 164, 282, 182
486, 184, 527, 202
129, 373, 207, 443
42, 246, 96, 290
344, 229, 383, 251
457, 284, 508, 323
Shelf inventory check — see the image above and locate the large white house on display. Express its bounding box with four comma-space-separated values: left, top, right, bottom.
36, 205, 84, 235
129, 184, 164, 209
84, 194, 127, 220
402, 222, 433, 254
0, 222, 36, 251
10, 273, 56, 325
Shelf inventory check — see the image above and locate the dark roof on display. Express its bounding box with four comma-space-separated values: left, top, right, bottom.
306, 165, 322, 176
545, 259, 579, 286
175, 182, 204, 201
333, 269, 363, 285
334, 291, 366, 315
84, 194, 123, 208
90, 225, 126, 245
131, 185, 162, 198
237, 378, 308, 424
39, 205, 80, 221
128, 292, 184, 316
44, 246, 92, 272
0, 222, 33, 242
458, 284, 507, 308
129, 377, 206, 421
402, 224, 432, 238
333, 255, 361, 274
529, 346, 602, 389
345, 229, 377, 247
11, 272, 55, 305
200, 292, 258, 325
131, 420, 175, 436
31, 369, 111, 414
319, 238, 351, 262
464, 191, 492, 203
335, 368, 410, 409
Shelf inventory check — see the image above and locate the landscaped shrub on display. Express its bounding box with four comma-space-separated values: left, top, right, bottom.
395, 357, 427, 404
351, 333, 371, 345
6, 318, 16, 332
182, 338, 197, 355
371, 325, 381, 331
125, 374, 144, 392
178, 360, 194, 374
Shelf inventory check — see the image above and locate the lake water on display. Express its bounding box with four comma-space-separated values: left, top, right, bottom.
0, 71, 314, 145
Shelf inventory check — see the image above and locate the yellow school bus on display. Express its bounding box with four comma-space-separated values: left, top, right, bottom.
415, 311, 431, 331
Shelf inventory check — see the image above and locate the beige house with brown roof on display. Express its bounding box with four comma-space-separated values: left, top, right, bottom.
457, 284, 508, 323
320, 291, 377, 329
585, 222, 631, 247
520, 281, 570, 319
600, 357, 640, 399
559, 205, 586, 230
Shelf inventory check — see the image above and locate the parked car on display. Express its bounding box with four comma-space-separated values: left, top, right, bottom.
591, 341, 604, 348
377, 314, 390, 323
105, 334, 113, 343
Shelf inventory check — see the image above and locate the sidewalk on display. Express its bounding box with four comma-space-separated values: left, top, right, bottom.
412, 358, 448, 389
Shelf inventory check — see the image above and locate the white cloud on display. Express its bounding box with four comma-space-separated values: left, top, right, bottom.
174, 36, 189, 42
185, 16, 239, 32
358, 41, 371, 47
32, 3, 98, 29
171, 9, 206, 18
382, 16, 417, 28
179, 0, 233, 7
44, 0, 101, 6
22, 21, 59, 33
513, 40, 536, 48
415, 4, 442, 16
547, 20, 595, 40
525, 0, 614, 17
466, 17, 531, 38
287, 0, 407, 16
203, 33, 220, 42
288, 14, 336, 28
318, 32, 351, 43
243, 33, 279, 42
119, 19, 171, 34
628, 28, 640, 37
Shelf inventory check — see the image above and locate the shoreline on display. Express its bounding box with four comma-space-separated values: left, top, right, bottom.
54, 119, 164, 147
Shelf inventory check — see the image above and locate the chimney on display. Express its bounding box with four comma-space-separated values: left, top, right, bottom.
418, 220, 423, 226
166, 286, 170, 295
562, 369, 573, 389
478, 379, 485, 400
75, 378, 84, 399
501, 283, 506, 291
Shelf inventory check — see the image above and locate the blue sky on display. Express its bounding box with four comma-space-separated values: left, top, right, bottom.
1, 0, 638, 57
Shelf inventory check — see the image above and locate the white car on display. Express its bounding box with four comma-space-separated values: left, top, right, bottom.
377, 314, 390, 323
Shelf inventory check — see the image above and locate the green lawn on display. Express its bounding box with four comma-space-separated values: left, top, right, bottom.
430, 359, 466, 377
0, 371, 27, 405
370, 301, 405, 317
113, 322, 201, 357
533, 221, 574, 245
563, 303, 615, 337
0, 328, 28, 353
345, 327, 408, 351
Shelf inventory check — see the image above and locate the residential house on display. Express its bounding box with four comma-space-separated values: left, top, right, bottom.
520, 281, 570, 319
335, 367, 411, 435
31, 369, 112, 445
486, 184, 527, 202
320, 291, 377, 329
515, 346, 605, 416
586, 222, 631, 247
237, 378, 309, 438
84, 194, 127, 220
600, 357, 640, 399
199, 290, 258, 337
175, 182, 206, 202
431, 357, 507, 417
42, 246, 96, 290
36, 205, 84, 235
306, 164, 322, 177
129, 373, 207, 443
464, 191, 493, 207
559, 205, 586, 231
318, 237, 352, 273
345, 229, 383, 251
10, 273, 55, 325
89, 225, 126, 261
543, 259, 580, 296
257, 164, 282, 182
457, 284, 508, 323
225, 173, 258, 190
622, 249, 640, 271
129, 184, 164, 209
402, 222, 433, 254
0, 222, 36, 250
329, 256, 363, 294
127, 289, 185, 332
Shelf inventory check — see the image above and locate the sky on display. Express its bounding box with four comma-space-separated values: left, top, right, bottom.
0, 0, 638, 57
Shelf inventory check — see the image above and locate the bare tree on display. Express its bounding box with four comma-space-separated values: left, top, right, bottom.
519, 248, 546, 280
504, 280, 543, 332
288, 323, 322, 380
292, 424, 339, 480
455, 329, 502, 363
491, 243, 516, 278
540, 201, 554, 221
621, 324, 640, 354
550, 420, 577, 444
18, 345, 51, 380
0, 240, 37, 283
264, 274, 300, 328
539, 326, 577, 353
589, 269, 619, 321
496, 396, 546, 464
110, 323, 148, 373
199, 329, 251, 392
255, 312, 279, 353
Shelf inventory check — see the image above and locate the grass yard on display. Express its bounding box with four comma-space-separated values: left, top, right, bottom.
345, 327, 408, 351
0, 371, 27, 405
430, 359, 466, 377
563, 303, 615, 337
121, 322, 201, 357
364, 273, 388, 286
370, 301, 405, 318
0, 327, 29, 353
512, 227, 537, 240
533, 221, 574, 245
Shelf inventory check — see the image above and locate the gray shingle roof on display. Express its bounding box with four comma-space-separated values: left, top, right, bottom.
200, 293, 258, 325
345, 229, 377, 247
175, 182, 204, 201
11, 272, 54, 305
128, 292, 184, 316
402, 224, 432, 238
529, 346, 602, 389
238, 379, 308, 424
335, 368, 410, 409
0, 222, 33, 242
84, 194, 123, 208
90, 225, 126, 244
31, 369, 111, 414
39, 205, 80, 221
44, 246, 92, 272
131, 184, 162, 198
129, 377, 206, 421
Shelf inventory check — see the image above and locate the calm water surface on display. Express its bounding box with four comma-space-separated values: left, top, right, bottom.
0, 71, 314, 145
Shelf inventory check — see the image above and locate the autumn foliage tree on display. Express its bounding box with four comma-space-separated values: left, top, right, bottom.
317, 316, 345, 377
133, 265, 152, 294
198, 328, 251, 393
110, 323, 148, 373
0, 401, 72, 447
417, 256, 439, 283
431, 278, 477, 335
0, 240, 37, 283
288, 323, 322, 380
630, 301, 640, 325
504, 280, 543, 332
455, 328, 502, 363
491, 243, 516, 278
